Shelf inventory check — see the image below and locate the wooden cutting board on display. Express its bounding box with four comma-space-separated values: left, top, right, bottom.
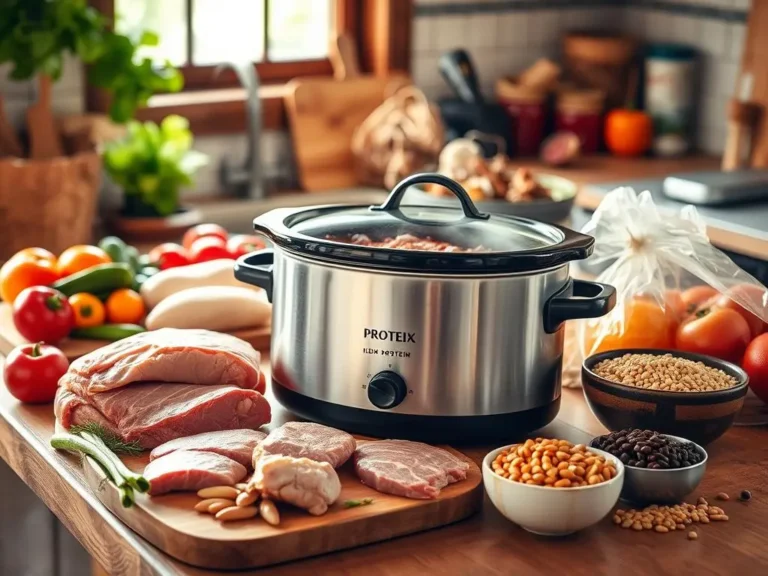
284, 74, 410, 191
80, 440, 482, 570
0, 304, 271, 360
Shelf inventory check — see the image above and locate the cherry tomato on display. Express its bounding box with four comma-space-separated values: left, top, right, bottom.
148, 243, 190, 270
189, 236, 231, 263
712, 284, 767, 339
57, 245, 111, 277
182, 224, 229, 250
105, 288, 145, 324
743, 334, 768, 404
0, 256, 59, 304
676, 307, 751, 363
68, 293, 106, 328
227, 234, 266, 258
3, 342, 69, 403
12, 287, 74, 343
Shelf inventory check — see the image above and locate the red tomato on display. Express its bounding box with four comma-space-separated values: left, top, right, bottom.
743, 334, 768, 404
12, 286, 74, 344
182, 224, 229, 250
680, 285, 719, 316
3, 342, 69, 403
676, 307, 752, 363
148, 243, 190, 270
189, 236, 231, 263
226, 234, 266, 258
713, 284, 767, 339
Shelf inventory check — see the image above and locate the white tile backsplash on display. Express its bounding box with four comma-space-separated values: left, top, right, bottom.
729, 22, 746, 62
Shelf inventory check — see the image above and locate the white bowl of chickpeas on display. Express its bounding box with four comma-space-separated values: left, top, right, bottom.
483, 437, 625, 536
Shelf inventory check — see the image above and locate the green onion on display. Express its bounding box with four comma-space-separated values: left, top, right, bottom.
80, 432, 149, 493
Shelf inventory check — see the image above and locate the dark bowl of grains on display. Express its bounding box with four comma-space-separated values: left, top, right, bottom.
590, 429, 707, 505
582, 349, 749, 445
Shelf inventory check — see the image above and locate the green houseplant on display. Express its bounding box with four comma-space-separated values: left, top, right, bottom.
103, 115, 208, 217
0, 0, 183, 123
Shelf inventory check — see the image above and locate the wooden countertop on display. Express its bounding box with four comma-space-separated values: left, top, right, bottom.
1, 356, 767, 576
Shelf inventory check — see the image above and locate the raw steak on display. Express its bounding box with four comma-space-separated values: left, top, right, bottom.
248, 452, 341, 515
150, 429, 267, 467
60, 328, 264, 395
259, 422, 356, 468
353, 440, 469, 499
144, 450, 247, 495
55, 382, 271, 449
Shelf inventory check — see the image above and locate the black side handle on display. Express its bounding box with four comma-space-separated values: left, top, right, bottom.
544, 279, 617, 334
234, 249, 274, 303
371, 172, 490, 220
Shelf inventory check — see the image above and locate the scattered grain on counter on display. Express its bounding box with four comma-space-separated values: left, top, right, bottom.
717, 492, 730, 501
492, 437, 617, 487
688, 531, 698, 540
614, 501, 729, 535
592, 353, 738, 392
740, 490, 752, 501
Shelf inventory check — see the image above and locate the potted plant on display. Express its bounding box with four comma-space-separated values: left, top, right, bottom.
0, 0, 182, 260
103, 115, 208, 240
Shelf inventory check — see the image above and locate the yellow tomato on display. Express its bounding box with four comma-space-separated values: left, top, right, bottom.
68, 293, 106, 328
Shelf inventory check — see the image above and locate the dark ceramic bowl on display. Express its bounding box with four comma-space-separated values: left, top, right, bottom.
582, 349, 749, 445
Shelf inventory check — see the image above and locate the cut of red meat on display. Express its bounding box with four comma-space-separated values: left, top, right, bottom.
55, 382, 271, 449
260, 422, 356, 468
60, 328, 264, 395
150, 429, 267, 467
144, 450, 247, 495
353, 440, 469, 499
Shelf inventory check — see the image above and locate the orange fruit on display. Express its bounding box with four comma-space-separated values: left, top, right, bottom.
57, 245, 111, 277
12, 247, 57, 266
0, 257, 59, 303
68, 293, 106, 328
105, 288, 145, 324
584, 297, 677, 356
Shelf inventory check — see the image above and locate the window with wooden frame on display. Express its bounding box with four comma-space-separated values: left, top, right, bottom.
87, 0, 413, 134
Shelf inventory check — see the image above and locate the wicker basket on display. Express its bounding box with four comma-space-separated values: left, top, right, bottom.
0, 152, 101, 262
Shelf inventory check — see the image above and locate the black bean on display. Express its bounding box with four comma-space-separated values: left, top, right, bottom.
740, 490, 751, 501
621, 443, 632, 451
682, 460, 692, 467
670, 459, 680, 467
633, 443, 643, 452
628, 459, 638, 466
640, 445, 653, 455
620, 452, 630, 464
648, 462, 660, 469
635, 461, 647, 468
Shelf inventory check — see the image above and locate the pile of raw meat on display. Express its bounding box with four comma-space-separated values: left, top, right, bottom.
146, 420, 471, 516
54, 328, 272, 448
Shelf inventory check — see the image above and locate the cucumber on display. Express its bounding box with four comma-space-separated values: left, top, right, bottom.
53, 263, 133, 297
70, 324, 146, 341
125, 246, 140, 274
98, 236, 128, 264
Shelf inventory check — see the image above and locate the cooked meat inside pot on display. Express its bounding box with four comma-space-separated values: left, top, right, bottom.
327, 233, 488, 253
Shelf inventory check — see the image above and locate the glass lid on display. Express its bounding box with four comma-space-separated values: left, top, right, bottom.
253, 173, 595, 274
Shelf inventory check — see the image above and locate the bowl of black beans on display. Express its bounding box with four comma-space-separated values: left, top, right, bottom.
590, 428, 707, 505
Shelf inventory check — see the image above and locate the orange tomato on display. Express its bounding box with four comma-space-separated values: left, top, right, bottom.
105, 288, 145, 324
584, 297, 677, 355
57, 245, 111, 277
68, 293, 106, 328
604, 110, 653, 157
0, 257, 59, 303
712, 284, 767, 338
13, 247, 57, 266
680, 285, 718, 316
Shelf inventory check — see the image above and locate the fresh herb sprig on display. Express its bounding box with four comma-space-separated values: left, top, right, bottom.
343, 498, 374, 509
69, 423, 143, 456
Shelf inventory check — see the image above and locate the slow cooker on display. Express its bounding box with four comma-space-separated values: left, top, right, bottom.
235, 173, 616, 442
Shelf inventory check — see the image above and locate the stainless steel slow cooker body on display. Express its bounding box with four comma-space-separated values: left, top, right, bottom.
235, 173, 616, 443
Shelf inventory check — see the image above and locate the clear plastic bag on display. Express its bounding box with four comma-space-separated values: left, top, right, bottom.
576, 187, 768, 360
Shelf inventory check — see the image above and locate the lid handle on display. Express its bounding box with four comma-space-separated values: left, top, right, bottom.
371, 173, 491, 220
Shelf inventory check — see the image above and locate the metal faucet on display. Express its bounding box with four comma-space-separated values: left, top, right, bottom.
217, 61, 264, 199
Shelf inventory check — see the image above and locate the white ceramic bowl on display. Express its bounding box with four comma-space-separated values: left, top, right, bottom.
482, 444, 625, 536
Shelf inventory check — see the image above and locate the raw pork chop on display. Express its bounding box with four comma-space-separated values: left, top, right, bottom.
55, 382, 271, 449
144, 450, 247, 495
248, 452, 341, 515
60, 328, 264, 395
150, 429, 266, 467
259, 422, 356, 468
353, 440, 469, 499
